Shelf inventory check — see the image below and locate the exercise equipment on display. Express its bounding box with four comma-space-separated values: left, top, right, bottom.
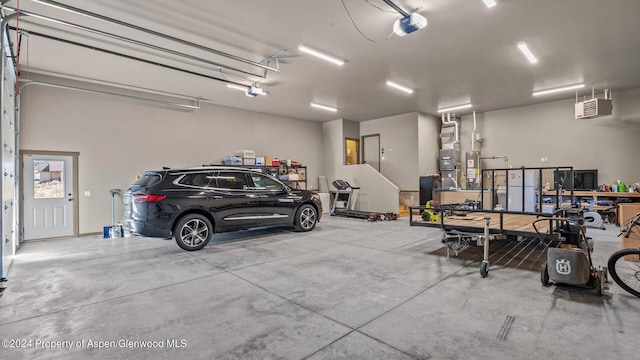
330, 180, 360, 216
583, 210, 605, 230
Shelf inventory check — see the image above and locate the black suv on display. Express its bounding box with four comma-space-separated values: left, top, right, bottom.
122, 166, 322, 250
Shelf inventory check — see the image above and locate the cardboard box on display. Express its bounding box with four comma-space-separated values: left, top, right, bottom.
264, 156, 273, 166
622, 236, 640, 261
619, 203, 640, 228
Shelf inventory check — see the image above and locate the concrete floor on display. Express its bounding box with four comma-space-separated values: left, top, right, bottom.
0, 216, 638, 359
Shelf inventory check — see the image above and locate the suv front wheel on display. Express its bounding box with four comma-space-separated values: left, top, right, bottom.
294, 204, 317, 232
174, 214, 213, 251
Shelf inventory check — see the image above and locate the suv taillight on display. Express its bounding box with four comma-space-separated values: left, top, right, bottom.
134, 194, 167, 203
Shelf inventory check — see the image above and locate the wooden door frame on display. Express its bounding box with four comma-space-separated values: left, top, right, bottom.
361, 134, 380, 171
20, 150, 80, 241
344, 137, 360, 165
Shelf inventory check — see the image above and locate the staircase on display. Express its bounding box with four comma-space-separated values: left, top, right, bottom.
398, 204, 410, 217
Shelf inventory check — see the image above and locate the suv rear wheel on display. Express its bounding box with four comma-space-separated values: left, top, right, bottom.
174, 214, 213, 251
294, 204, 317, 232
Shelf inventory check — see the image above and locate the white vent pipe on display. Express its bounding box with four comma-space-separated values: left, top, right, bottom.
441, 112, 459, 145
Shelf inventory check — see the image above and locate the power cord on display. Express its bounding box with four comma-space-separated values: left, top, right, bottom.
341, 0, 395, 43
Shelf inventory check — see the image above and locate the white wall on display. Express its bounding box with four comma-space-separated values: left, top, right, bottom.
19, 78, 324, 234
460, 87, 640, 185
334, 164, 399, 214
359, 112, 419, 190
321, 119, 344, 184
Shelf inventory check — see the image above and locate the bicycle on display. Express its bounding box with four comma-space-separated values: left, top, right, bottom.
607, 211, 640, 298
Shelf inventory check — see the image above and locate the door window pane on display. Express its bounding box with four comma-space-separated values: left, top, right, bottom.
34, 160, 65, 199
214, 172, 248, 190
250, 174, 283, 190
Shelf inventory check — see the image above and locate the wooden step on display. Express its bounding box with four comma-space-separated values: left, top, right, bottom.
398, 204, 410, 217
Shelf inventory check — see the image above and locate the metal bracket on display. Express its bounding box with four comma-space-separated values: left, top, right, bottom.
260, 49, 286, 78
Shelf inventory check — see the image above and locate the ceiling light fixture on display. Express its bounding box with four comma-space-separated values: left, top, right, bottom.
437, 104, 473, 113
298, 45, 345, 66
226, 84, 248, 92
533, 84, 585, 96
310, 102, 338, 112
483, 0, 497, 8
226, 83, 266, 97
517, 41, 538, 64
385, 80, 414, 94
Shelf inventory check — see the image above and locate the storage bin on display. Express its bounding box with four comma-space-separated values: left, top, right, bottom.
224, 155, 242, 165
235, 150, 255, 158
243, 157, 256, 165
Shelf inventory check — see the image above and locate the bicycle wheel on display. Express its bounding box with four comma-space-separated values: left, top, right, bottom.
607, 248, 640, 298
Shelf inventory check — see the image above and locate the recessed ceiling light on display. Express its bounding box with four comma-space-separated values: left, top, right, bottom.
533, 84, 585, 96
310, 102, 338, 112
298, 45, 345, 66
483, 0, 497, 8
437, 104, 472, 113
385, 80, 414, 94
517, 41, 538, 64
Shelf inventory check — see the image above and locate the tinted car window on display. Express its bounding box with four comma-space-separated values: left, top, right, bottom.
179, 173, 213, 187
215, 172, 248, 190
250, 173, 283, 190
134, 172, 163, 187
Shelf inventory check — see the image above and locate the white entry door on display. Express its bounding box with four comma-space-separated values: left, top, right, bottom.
23, 154, 76, 240
362, 134, 380, 172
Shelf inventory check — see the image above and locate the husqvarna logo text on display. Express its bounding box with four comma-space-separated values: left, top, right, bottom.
555, 259, 571, 275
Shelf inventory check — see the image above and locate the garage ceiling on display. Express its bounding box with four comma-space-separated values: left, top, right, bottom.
5, 0, 640, 121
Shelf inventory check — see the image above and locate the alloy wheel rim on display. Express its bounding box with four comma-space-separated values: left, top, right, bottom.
301, 208, 315, 229
181, 219, 208, 246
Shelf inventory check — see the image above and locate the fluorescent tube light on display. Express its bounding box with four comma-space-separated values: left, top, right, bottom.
437, 104, 472, 113
483, 0, 497, 8
226, 84, 248, 91
385, 80, 414, 94
310, 102, 337, 112
298, 45, 345, 66
517, 42, 538, 64
533, 84, 585, 96
227, 83, 266, 96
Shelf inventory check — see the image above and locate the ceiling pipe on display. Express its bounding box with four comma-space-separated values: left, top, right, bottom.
471, 111, 477, 151
27, 0, 280, 73
442, 112, 459, 145
7, 26, 250, 88
4, 7, 267, 79
18, 80, 202, 110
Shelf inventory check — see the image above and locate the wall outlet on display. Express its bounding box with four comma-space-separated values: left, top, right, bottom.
84, 191, 91, 196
